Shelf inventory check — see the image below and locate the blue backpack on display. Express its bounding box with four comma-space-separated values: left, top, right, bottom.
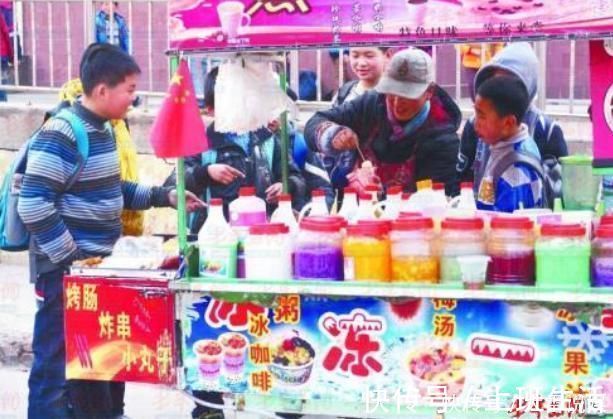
0, 109, 90, 251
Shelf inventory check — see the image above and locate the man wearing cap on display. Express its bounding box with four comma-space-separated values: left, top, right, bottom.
305, 47, 461, 196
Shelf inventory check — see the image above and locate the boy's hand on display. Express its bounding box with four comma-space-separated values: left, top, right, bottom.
207, 164, 245, 185
265, 182, 283, 204
168, 190, 206, 212
331, 128, 359, 151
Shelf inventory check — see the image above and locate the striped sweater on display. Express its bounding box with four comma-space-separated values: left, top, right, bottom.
17, 102, 170, 265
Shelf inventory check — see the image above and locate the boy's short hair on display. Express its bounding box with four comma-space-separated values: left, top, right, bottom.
204, 66, 219, 110
477, 75, 530, 124
79, 43, 140, 95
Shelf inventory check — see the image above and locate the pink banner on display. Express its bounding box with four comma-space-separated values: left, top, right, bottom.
590, 40, 613, 168
169, 0, 613, 51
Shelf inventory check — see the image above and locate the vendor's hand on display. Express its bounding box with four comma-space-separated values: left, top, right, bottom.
207, 164, 245, 185
168, 190, 206, 212
346, 166, 381, 195
331, 128, 359, 151
265, 182, 284, 204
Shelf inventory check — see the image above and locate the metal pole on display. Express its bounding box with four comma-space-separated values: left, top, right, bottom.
289, 50, 299, 97
279, 58, 289, 193
170, 56, 188, 254
569, 40, 576, 114
12, 0, 20, 85
65, 0, 72, 80
316, 49, 322, 101
47, 1, 54, 86
536, 41, 547, 112
29, 0, 36, 86
455, 44, 461, 100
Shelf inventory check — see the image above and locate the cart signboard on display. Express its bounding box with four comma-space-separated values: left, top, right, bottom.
64, 276, 176, 385
169, 0, 613, 51
180, 294, 613, 416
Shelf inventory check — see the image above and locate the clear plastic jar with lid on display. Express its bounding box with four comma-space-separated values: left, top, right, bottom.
294, 217, 344, 281
390, 217, 438, 283
244, 223, 292, 280
487, 217, 535, 286
591, 226, 613, 287
343, 221, 391, 281
536, 223, 590, 288
439, 218, 486, 283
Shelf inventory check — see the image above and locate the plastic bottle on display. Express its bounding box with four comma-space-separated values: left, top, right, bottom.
406, 180, 448, 217
270, 194, 298, 235
229, 187, 267, 278
379, 185, 403, 220
297, 189, 329, 221
198, 198, 238, 278
356, 192, 377, 221
338, 187, 359, 223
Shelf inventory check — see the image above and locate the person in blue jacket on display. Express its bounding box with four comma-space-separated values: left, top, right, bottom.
95, 1, 130, 53
473, 75, 544, 212
457, 42, 568, 182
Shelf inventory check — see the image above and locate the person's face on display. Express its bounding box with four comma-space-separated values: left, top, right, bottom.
473, 94, 516, 145
386, 86, 432, 122
349, 48, 387, 84
95, 73, 139, 120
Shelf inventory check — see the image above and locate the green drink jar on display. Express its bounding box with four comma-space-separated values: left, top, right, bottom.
535, 223, 590, 289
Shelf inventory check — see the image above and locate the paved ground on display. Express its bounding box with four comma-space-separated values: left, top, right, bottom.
0, 261, 338, 418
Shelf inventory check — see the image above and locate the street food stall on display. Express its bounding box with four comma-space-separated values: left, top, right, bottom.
64, 1, 613, 417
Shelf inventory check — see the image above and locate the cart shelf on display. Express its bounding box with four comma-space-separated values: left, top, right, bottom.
170, 278, 613, 304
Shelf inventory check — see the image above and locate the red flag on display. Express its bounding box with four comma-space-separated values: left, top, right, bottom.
149, 59, 207, 158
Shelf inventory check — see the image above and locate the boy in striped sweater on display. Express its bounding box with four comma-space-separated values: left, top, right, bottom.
18, 43, 203, 418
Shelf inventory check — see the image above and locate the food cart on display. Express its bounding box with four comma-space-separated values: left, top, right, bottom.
66, 1, 613, 417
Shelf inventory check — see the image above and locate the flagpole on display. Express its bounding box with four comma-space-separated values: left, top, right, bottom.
279, 55, 289, 193
170, 55, 188, 257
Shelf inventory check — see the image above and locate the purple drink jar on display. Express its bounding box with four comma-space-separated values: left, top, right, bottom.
294, 217, 344, 281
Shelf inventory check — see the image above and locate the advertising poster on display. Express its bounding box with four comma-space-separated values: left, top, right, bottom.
64, 276, 176, 384
168, 0, 613, 51
181, 294, 613, 416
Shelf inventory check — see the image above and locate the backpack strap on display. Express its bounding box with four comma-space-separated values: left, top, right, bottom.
335, 80, 358, 106
54, 109, 90, 191
490, 150, 548, 208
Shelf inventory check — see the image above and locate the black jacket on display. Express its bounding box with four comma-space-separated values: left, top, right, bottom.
305, 86, 461, 195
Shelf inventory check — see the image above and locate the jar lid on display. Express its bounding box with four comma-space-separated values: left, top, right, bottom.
398, 211, 422, 218
432, 183, 445, 191
300, 217, 342, 232
278, 194, 291, 202
209, 198, 223, 206
461, 182, 473, 189
249, 223, 289, 235
346, 223, 389, 237
365, 184, 380, 192
359, 192, 372, 201
310, 215, 348, 228
441, 217, 484, 230
600, 214, 613, 226
344, 187, 357, 194
392, 217, 434, 231
312, 189, 326, 197
401, 192, 412, 200
357, 219, 392, 233
491, 217, 534, 230
541, 223, 585, 237
596, 226, 613, 238
387, 185, 403, 195
239, 187, 256, 197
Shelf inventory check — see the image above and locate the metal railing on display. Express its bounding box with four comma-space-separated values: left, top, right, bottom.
0, 0, 592, 118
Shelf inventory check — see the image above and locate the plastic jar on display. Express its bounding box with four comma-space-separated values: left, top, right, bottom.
536, 223, 590, 288
439, 218, 486, 283
591, 226, 613, 287
343, 222, 391, 281
487, 217, 535, 286
294, 217, 344, 281
244, 224, 292, 280
390, 217, 438, 283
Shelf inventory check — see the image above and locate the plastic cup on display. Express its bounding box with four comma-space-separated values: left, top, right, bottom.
457, 255, 490, 289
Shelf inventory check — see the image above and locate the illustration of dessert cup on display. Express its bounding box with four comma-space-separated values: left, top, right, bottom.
407, 341, 467, 397
268, 334, 316, 386
218, 332, 248, 377
193, 339, 223, 380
